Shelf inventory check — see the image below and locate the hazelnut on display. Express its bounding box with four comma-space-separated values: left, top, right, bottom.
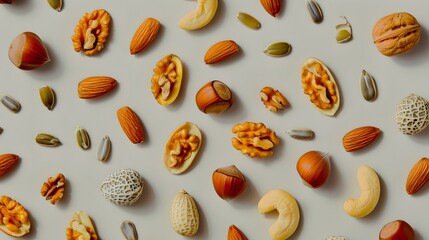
296, 151, 330, 188
196, 80, 233, 114
212, 165, 246, 200
8, 32, 50, 70
379, 220, 415, 240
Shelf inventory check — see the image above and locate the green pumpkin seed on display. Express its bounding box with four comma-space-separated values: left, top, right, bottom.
1, 96, 21, 113
360, 70, 377, 101
97, 136, 111, 162
36, 133, 61, 147
287, 128, 315, 140
237, 12, 261, 29
76, 126, 90, 150
306, 0, 323, 23
336, 16, 352, 43
39, 86, 55, 111
47, 0, 62, 11
263, 42, 292, 57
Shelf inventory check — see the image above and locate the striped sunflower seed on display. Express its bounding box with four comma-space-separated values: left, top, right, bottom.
287, 128, 315, 140
36, 133, 61, 147
263, 42, 292, 57
361, 70, 377, 101
39, 86, 55, 111
47, 0, 62, 12
336, 16, 352, 43
97, 136, 111, 162
1, 96, 21, 113
76, 126, 90, 150
237, 12, 261, 29
306, 0, 323, 23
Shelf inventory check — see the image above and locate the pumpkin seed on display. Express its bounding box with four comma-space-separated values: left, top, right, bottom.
35, 133, 61, 147
263, 42, 292, 57
39, 86, 55, 111
306, 0, 323, 23
360, 70, 377, 101
76, 126, 90, 150
336, 16, 352, 43
47, 0, 62, 12
287, 128, 315, 140
237, 12, 261, 29
1, 96, 21, 113
97, 136, 111, 162
121, 220, 138, 240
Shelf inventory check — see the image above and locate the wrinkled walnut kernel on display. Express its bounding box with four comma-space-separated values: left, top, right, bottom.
301, 63, 337, 110
260, 86, 288, 112
151, 55, 179, 100
166, 128, 200, 168
40, 173, 65, 204
232, 122, 279, 158
0, 196, 30, 237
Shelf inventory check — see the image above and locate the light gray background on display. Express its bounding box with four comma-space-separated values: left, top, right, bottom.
1, 0, 429, 239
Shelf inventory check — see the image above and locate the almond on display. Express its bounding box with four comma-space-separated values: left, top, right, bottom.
0, 154, 19, 177
228, 225, 248, 240
342, 126, 381, 152
204, 40, 239, 64
406, 158, 429, 195
78, 76, 118, 99
130, 18, 161, 55
260, 0, 281, 17
117, 106, 145, 144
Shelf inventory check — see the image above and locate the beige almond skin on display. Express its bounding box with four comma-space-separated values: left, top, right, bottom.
130, 18, 161, 55
260, 0, 281, 17
406, 158, 429, 195
342, 126, 381, 152
204, 40, 239, 64
78, 76, 118, 99
117, 106, 145, 144
0, 154, 19, 177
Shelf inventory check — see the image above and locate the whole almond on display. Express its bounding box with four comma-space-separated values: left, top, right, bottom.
130, 18, 160, 55
260, 0, 281, 17
228, 225, 248, 240
342, 126, 381, 152
78, 76, 118, 99
117, 106, 145, 144
0, 154, 19, 177
204, 40, 239, 64
406, 158, 429, 195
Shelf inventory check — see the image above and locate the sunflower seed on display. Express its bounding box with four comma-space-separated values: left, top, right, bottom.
361, 70, 377, 101
263, 42, 292, 57
76, 126, 90, 150
306, 0, 323, 23
47, 0, 62, 11
336, 16, 352, 43
237, 12, 261, 29
35, 133, 61, 147
287, 128, 315, 140
1, 96, 21, 113
97, 136, 111, 162
121, 220, 138, 240
39, 86, 55, 111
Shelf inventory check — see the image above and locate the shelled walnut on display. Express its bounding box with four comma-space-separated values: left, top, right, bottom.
232, 122, 279, 158
40, 173, 65, 204
260, 86, 288, 112
0, 196, 30, 237
72, 9, 111, 56
66, 210, 98, 240
151, 54, 183, 105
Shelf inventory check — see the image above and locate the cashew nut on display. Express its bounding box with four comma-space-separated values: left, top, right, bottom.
258, 189, 300, 240
343, 165, 380, 218
178, 0, 218, 30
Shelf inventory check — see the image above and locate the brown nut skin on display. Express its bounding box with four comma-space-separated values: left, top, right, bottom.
296, 151, 330, 188
212, 165, 246, 200
228, 224, 248, 240
196, 80, 233, 114
8, 32, 50, 70
379, 220, 415, 240
0, 0, 15, 3
372, 12, 420, 56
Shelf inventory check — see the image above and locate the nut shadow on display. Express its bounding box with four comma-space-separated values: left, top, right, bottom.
209, 91, 248, 124
22, 209, 38, 239
191, 199, 208, 239
229, 175, 261, 209
317, 155, 346, 197
118, 177, 156, 215
57, 178, 72, 208
29, 43, 63, 81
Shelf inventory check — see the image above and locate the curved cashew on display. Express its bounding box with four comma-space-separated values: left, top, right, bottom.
343, 165, 380, 218
178, 0, 218, 30
258, 189, 300, 240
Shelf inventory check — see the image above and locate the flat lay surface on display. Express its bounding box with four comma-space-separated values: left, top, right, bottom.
1, 0, 429, 239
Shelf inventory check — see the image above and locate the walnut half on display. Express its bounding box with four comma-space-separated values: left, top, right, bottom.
0, 196, 31, 237
232, 122, 279, 158
260, 86, 288, 112
40, 173, 65, 205
72, 9, 111, 56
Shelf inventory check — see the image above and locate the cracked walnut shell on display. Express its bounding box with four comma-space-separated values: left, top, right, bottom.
40, 173, 65, 204
72, 9, 111, 56
151, 54, 183, 105
232, 122, 279, 158
372, 12, 420, 56
0, 196, 30, 237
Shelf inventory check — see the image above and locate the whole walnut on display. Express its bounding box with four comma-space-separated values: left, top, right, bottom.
372, 12, 420, 56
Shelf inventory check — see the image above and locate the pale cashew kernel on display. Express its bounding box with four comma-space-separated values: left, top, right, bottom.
253, 137, 274, 150
343, 165, 380, 218
178, 0, 218, 30
161, 81, 171, 100
258, 189, 300, 240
